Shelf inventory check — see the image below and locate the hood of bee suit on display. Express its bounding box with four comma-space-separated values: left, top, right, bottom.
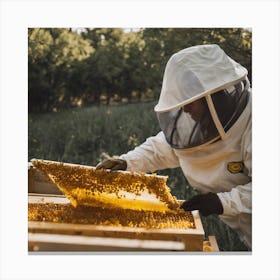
154, 44, 248, 113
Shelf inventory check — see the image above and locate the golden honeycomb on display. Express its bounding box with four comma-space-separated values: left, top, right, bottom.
31, 160, 180, 211
28, 203, 195, 229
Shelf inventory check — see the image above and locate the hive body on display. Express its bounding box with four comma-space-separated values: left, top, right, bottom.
28, 160, 206, 251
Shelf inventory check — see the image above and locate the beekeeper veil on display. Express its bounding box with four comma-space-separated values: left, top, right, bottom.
155, 44, 250, 149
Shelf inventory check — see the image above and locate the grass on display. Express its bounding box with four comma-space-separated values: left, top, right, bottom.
28, 101, 248, 251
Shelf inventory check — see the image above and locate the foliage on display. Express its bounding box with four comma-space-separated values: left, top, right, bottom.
28, 28, 94, 112
28, 28, 252, 113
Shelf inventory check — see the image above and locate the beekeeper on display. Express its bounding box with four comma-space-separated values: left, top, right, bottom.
96, 44, 252, 249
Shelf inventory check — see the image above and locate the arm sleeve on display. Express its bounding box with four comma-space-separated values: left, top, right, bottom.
217, 182, 251, 216
119, 131, 180, 173
217, 117, 252, 216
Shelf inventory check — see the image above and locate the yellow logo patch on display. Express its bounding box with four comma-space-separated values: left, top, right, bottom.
227, 162, 244, 174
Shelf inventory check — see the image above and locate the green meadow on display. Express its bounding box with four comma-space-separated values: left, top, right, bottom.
28, 101, 248, 251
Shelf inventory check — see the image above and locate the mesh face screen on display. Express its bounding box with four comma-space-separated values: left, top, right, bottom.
157, 81, 249, 150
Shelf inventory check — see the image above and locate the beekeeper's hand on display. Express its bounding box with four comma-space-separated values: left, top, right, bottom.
96, 158, 127, 171
180, 192, 224, 216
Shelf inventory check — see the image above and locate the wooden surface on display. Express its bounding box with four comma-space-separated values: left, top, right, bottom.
30, 159, 168, 179
28, 166, 62, 194
208, 235, 219, 252
28, 232, 219, 252
28, 233, 186, 251
28, 193, 69, 204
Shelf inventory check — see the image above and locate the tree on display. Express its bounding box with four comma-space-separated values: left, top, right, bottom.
28, 28, 251, 112
142, 28, 252, 100
28, 28, 94, 112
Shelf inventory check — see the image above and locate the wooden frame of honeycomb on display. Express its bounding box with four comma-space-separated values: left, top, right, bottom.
31, 159, 180, 211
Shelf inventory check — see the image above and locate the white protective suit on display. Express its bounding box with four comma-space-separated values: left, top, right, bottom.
120, 44, 252, 248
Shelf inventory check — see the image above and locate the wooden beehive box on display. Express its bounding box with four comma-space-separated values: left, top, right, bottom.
28, 165, 207, 252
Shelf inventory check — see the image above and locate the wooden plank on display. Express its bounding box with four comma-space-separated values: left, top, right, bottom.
29, 220, 203, 240
28, 167, 62, 195
28, 233, 185, 251
30, 159, 168, 179
208, 235, 219, 252
28, 221, 204, 251
28, 194, 69, 204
